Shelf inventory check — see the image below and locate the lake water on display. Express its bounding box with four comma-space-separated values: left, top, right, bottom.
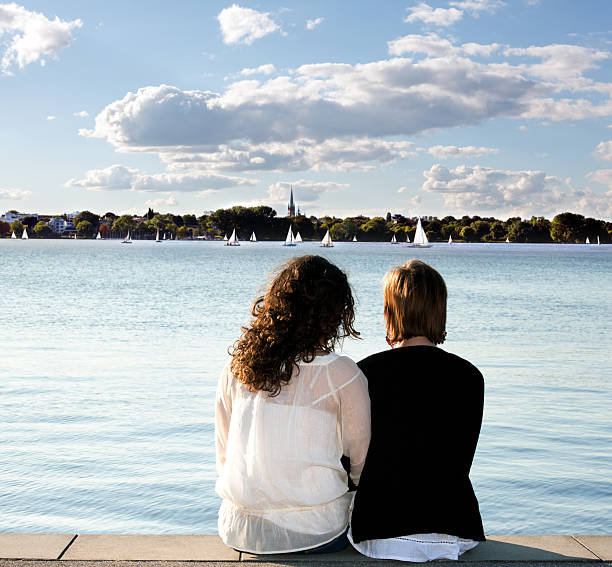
1, 239, 611, 535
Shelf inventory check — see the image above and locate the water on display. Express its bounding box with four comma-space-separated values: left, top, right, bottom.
1, 240, 611, 535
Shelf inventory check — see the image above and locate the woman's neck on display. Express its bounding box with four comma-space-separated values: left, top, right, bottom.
393, 336, 435, 348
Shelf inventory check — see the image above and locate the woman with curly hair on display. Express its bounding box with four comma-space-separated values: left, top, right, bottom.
215, 255, 371, 555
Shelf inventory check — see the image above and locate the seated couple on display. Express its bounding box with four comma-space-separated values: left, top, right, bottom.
215, 256, 485, 562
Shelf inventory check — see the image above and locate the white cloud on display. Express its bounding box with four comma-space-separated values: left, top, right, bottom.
73, 110, 88, 117
594, 140, 612, 161
144, 194, 177, 208
240, 63, 276, 76
405, 3, 463, 26
46, 115, 55, 120
267, 180, 348, 204
0, 187, 31, 199
397, 186, 409, 193
65, 164, 256, 192
306, 17, 324, 31
0, 3, 82, 73
422, 163, 612, 217
427, 145, 499, 159
449, 0, 506, 15
587, 169, 612, 187
217, 4, 279, 46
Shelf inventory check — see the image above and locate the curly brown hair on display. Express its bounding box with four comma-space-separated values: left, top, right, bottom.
230, 255, 359, 396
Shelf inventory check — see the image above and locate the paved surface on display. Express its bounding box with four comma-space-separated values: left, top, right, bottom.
0, 534, 610, 565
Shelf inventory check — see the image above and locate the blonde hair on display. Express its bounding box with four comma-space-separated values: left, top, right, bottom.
383, 259, 447, 345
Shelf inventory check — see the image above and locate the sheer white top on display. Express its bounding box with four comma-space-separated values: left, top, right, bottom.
215, 353, 371, 554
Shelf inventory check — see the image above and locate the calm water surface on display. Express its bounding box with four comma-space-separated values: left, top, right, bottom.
1, 240, 611, 534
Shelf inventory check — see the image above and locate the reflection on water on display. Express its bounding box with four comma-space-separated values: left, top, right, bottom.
1, 240, 611, 533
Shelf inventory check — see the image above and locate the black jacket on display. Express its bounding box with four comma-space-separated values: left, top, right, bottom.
350, 346, 485, 543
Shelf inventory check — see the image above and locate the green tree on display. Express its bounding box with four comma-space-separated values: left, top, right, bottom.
361, 217, 388, 241
470, 220, 491, 241
77, 220, 95, 238
460, 226, 477, 242
330, 218, 358, 241
550, 212, 585, 243
20, 216, 38, 229
74, 211, 100, 227
112, 215, 134, 236
10, 220, 24, 236
0, 220, 10, 237
177, 226, 187, 239
182, 214, 197, 227
485, 221, 507, 242
33, 221, 53, 238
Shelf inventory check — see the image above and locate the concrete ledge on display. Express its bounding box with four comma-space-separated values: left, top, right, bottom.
0, 534, 609, 564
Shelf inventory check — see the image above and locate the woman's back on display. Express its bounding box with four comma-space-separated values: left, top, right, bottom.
350, 346, 485, 543
216, 352, 370, 553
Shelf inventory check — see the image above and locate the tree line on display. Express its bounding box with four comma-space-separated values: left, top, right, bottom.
1, 207, 610, 243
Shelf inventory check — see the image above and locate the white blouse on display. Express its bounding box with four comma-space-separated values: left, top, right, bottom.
215, 353, 371, 554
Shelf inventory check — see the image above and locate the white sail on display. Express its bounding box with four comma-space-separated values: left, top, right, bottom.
506, 237, 510, 243
321, 229, 333, 247
11, 230, 16, 239
74, 232, 77, 240
391, 233, 397, 244
22, 228, 29, 240
406, 233, 412, 246
448, 235, 452, 244
597, 235, 601, 245
156, 229, 161, 242
353, 235, 357, 242
412, 218, 431, 247
96, 231, 102, 240
295, 231, 302, 243
586, 236, 590, 244
250, 231, 257, 242
283, 226, 296, 246
223, 234, 228, 241
122, 230, 132, 244
226, 228, 240, 246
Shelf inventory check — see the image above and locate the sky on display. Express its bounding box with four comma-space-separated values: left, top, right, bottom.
1, 0, 612, 220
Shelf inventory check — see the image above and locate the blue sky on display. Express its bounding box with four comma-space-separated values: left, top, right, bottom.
1, 0, 612, 219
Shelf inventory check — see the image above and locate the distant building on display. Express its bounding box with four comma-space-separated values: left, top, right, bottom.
288, 187, 296, 218
48, 217, 68, 233
1, 211, 38, 223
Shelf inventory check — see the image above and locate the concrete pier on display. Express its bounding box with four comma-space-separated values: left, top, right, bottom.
0, 534, 610, 566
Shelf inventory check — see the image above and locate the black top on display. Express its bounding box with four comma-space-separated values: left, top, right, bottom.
351, 346, 485, 543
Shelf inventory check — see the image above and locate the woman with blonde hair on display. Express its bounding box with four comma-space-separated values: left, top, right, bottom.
349, 259, 485, 562
215, 255, 371, 555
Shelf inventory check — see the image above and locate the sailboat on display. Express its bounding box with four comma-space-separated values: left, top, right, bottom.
406, 233, 412, 245
156, 229, 161, 242
163, 232, 167, 240
74, 232, 77, 240
321, 229, 333, 247
448, 235, 452, 245
96, 231, 102, 240
353, 235, 358, 242
21, 228, 29, 240
586, 236, 591, 245
411, 218, 432, 248
226, 228, 240, 246
505, 237, 510, 243
11, 230, 16, 239
121, 231, 132, 244
249, 231, 257, 243
597, 236, 601, 245
223, 234, 228, 241
295, 232, 302, 243
390, 233, 398, 244
283, 226, 296, 246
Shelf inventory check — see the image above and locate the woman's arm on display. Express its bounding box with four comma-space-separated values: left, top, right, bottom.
337, 365, 371, 486
215, 363, 233, 476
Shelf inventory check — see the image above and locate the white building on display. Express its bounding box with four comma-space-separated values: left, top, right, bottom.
48, 217, 67, 233
1, 211, 38, 224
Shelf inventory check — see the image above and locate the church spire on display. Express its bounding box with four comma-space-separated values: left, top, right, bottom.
288, 186, 296, 217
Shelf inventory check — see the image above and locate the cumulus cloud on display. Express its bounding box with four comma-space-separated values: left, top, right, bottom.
73, 110, 88, 117
449, 0, 506, 15
422, 163, 612, 217
80, 34, 612, 175
0, 3, 82, 73
587, 169, 612, 187
240, 63, 275, 76
267, 180, 348, 204
217, 4, 279, 46
65, 164, 256, 192
306, 17, 324, 30
144, 194, 177, 208
0, 187, 30, 199
594, 140, 612, 161
405, 3, 463, 26
46, 115, 55, 120
427, 145, 499, 159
